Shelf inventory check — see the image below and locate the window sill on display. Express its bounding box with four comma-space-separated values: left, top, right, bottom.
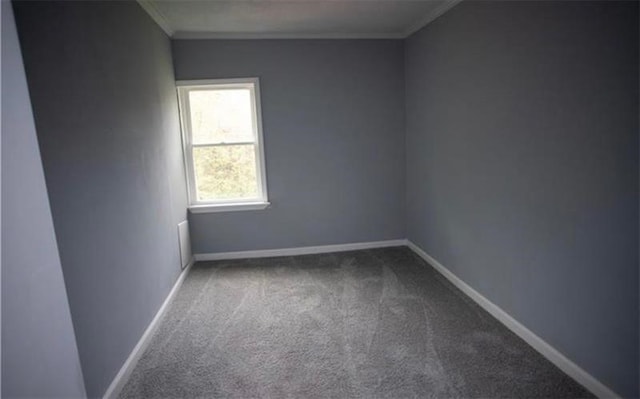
189, 201, 270, 214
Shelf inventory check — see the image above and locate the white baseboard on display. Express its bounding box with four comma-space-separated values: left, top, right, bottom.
406, 240, 618, 399
102, 258, 195, 399
193, 239, 408, 261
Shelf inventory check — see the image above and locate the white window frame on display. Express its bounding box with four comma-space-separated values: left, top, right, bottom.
176, 78, 269, 213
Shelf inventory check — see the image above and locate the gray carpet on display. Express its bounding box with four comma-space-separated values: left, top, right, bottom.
120, 247, 593, 398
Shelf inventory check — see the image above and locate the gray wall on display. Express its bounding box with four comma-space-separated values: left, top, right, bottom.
1, 1, 86, 397
13, 1, 188, 397
172, 40, 405, 254
404, 1, 638, 397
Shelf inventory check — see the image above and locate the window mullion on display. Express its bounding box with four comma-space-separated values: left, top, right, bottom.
192, 141, 254, 148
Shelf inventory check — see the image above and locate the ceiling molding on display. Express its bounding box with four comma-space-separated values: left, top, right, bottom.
172, 31, 406, 40
137, 0, 174, 36
138, 0, 462, 40
402, 0, 463, 37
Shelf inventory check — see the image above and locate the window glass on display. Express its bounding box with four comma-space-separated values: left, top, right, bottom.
193, 145, 258, 201
189, 89, 254, 145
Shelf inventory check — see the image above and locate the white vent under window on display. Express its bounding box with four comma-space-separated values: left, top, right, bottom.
178, 220, 191, 269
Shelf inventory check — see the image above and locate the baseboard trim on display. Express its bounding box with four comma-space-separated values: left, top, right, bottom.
194, 239, 408, 261
406, 240, 618, 399
102, 257, 195, 399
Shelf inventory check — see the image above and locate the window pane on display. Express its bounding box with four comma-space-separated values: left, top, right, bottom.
193, 145, 259, 201
188, 89, 254, 144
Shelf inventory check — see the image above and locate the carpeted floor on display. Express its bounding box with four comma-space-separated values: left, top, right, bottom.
120, 247, 593, 398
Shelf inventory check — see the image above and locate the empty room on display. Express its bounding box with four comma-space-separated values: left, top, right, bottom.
2, 0, 638, 398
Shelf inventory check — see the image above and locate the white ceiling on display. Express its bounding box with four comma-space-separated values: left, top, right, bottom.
138, 0, 462, 39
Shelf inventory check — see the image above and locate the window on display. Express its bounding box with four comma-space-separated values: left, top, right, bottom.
177, 78, 268, 213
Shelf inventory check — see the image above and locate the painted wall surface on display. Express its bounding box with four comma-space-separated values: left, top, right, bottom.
172, 40, 405, 253
1, 1, 86, 397
404, 1, 638, 397
13, 1, 188, 396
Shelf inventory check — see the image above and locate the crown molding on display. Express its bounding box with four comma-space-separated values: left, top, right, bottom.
172, 31, 406, 40
403, 0, 463, 37
138, 0, 461, 40
137, 0, 174, 36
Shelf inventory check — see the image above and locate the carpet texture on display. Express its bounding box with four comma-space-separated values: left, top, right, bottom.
119, 247, 593, 398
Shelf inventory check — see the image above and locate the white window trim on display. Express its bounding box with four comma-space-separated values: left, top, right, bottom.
176, 78, 269, 213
